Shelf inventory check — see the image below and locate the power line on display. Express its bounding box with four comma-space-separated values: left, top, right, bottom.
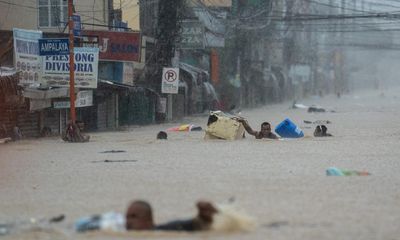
305, 0, 374, 14
0, 0, 36, 10
60, 21, 132, 30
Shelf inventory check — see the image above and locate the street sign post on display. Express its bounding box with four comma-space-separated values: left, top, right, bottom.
68, 0, 76, 123
161, 67, 179, 94
161, 67, 179, 121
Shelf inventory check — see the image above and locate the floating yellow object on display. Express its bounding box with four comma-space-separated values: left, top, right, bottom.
205, 111, 245, 140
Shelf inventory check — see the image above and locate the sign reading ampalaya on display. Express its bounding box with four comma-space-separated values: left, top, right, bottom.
41, 47, 99, 88
13, 28, 42, 85
38, 38, 69, 56
82, 30, 140, 62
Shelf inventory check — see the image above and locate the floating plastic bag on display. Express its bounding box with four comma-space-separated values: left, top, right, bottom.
326, 167, 371, 176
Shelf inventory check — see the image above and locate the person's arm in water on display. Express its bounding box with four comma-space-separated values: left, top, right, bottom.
269, 132, 279, 139
155, 201, 218, 231
237, 119, 257, 136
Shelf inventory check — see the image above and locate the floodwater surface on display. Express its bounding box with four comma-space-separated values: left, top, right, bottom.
1, 88, 400, 240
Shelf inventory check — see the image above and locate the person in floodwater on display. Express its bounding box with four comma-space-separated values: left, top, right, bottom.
314, 125, 333, 137
62, 121, 90, 142
156, 131, 168, 140
237, 119, 278, 139
125, 200, 218, 231
12, 125, 23, 141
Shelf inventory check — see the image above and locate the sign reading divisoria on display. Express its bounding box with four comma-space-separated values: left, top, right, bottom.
41, 47, 99, 88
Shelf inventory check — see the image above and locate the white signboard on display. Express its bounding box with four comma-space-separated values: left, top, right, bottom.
23, 88, 69, 99
53, 90, 93, 109
13, 28, 42, 85
30, 99, 51, 111
41, 47, 99, 88
289, 65, 311, 83
161, 67, 179, 94
123, 62, 134, 85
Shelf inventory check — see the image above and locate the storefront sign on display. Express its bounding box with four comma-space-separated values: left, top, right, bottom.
179, 21, 204, 49
41, 47, 99, 88
53, 90, 93, 109
30, 99, 51, 111
39, 38, 69, 56
23, 87, 69, 99
82, 30, 140, 62
161, 67, 179, 94
13, 28, 42, 85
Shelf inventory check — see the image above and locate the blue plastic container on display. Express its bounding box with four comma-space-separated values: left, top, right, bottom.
275, 118, 304, 138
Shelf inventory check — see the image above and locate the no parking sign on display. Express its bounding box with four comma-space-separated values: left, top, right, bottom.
161, 67, 179, 94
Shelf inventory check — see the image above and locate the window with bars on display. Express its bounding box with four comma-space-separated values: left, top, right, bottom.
38, 0, 68, 27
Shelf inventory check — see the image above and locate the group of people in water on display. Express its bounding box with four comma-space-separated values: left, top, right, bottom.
236, 118, 332, 140
155, 117, 332, 141
65, 113, 332, 234
123, 118, 333, 233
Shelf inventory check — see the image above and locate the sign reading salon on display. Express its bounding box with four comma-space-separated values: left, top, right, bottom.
82, 30, 140, 62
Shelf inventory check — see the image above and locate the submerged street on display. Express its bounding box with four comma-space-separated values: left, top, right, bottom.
1, 87, 400, 240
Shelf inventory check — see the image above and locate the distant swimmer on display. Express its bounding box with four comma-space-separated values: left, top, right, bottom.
126, 200, 217, 231
314, 125, 333, 137
156, 131, 168, 140
237, 118, 278, 139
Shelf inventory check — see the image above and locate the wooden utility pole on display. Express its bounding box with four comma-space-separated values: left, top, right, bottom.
68, 0, 76, 123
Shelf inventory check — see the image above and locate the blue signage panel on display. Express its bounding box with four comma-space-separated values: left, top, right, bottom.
72, 15, 81, 37
39, 38, 69, 56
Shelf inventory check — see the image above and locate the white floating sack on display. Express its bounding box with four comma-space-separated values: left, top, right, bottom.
211, 204, 257, 232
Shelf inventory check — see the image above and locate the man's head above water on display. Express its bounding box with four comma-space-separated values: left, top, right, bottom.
125, 200, 154, 230
260, 122, 272, 136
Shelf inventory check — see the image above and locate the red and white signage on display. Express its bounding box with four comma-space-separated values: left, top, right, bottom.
82, 30, 140, 62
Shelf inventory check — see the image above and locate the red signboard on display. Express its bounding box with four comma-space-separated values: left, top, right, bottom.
82, 30, 140, 62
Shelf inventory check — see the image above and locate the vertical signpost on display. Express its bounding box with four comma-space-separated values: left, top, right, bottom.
161, 67, 179, 121
68, 0, 76, 123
